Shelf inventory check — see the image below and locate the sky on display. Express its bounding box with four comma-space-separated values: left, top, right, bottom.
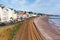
0, 0, 60, 15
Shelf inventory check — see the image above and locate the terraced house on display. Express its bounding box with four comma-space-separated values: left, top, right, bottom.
0, 4, 17, 23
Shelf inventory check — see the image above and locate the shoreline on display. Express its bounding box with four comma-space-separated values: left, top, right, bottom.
34, 16, 60, 40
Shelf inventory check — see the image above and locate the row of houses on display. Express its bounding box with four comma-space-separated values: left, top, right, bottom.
0, 4, 17, 23
0, 4, 37, 24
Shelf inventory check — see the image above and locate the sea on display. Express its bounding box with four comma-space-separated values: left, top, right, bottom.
49, 16, 60, 27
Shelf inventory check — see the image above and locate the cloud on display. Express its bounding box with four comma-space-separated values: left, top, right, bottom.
11, 0, 18, 4
18, 0, 26, 5
1, 0, 60, 15
11, 0, 26, 5
2, 0, 8, 3
10, 0, 41, 7
30, 0, 40, 7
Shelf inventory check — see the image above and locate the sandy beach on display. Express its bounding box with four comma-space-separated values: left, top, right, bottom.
34, 16, 60, 40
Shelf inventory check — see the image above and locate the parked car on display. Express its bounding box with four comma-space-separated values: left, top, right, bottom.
0, 22, 6, 26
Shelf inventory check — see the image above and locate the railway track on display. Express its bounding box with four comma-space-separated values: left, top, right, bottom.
12, 18, 43, 40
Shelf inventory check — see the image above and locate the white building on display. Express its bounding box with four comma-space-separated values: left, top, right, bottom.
0, 6, 8, 22
0, 6, 3, 22
6, 8, 17, 22
0, 5, 17, 23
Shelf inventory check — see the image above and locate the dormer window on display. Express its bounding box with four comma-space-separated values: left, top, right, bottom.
6, 9, 8, 11
9, 8, 13, 10
0, 4, 5, 9
1, 6, 4, 9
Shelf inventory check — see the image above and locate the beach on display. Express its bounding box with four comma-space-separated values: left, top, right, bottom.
34, 16, 60, 40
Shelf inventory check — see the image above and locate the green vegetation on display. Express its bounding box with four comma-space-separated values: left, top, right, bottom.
29, 11, 33, 14
9, 22, 24, 40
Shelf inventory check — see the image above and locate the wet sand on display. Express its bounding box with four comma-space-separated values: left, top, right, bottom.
34, 16, 60, 40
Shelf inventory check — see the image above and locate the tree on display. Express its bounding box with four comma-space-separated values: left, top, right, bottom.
28, 11, 33, 14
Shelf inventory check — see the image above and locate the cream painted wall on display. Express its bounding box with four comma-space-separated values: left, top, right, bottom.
0, 7, 3, 22
0, 7, 17, 22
